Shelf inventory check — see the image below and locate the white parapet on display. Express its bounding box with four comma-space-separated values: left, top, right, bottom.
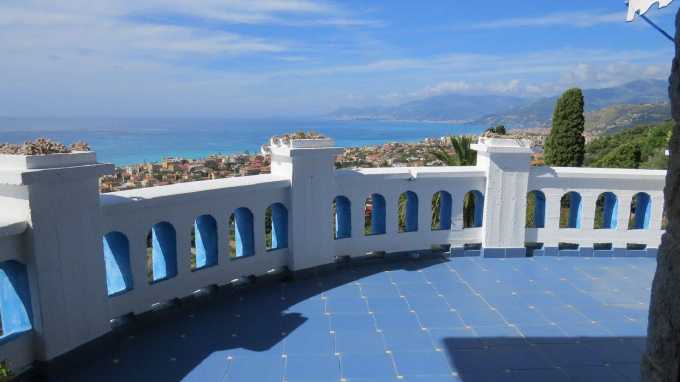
0, 151, 114, 365
0, 135, 669, 375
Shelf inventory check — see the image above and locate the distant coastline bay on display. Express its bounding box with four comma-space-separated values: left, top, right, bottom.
0, 117, 486, 165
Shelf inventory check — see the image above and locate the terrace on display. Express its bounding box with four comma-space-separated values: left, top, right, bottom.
0, 137, 664, 381
48, 255, 652, 382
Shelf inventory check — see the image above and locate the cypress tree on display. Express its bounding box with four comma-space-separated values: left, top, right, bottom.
544, 88, 585, 166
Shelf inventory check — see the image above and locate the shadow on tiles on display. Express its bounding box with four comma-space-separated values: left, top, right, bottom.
442, 336, 645, 382
37, 253, 444, 382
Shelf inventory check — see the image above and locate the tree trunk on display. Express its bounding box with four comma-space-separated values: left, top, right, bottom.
642, 9, 680, 382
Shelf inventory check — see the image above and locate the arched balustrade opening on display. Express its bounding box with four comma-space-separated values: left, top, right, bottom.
526, 190, 546, 228
398, 191, 418, 232
103, 231, 133, 295
364, 193, 386, 235
559, 192, 582, 229
629, 192, 652, 230
431, 191, 452, 230
230, 208, 255, 258
0, 261, 32, 338
594, 192, 618, 229
333, 196, 352, 239
266, 203, 288, 250
463, 190, 484, 228
147, 222, 178, 282
192, 215, 218, 270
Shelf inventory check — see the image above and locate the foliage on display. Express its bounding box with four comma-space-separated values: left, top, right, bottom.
585, 121, 671, 169
431, 135, 477, 166
430, 136, 477, 227
484, 125, 506, 135
0, 138, 90, 155
544, 88, 586, 166
592, 143, 642, 169
0, 360, 13, 380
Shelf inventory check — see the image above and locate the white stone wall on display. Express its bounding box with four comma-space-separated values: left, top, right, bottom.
0, 138, 668, 373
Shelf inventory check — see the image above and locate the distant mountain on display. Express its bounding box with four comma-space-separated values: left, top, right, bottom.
585, 102, 670, 135
331, 79, 669, 129
330, 94, 528, 122
475, 79, 668, 129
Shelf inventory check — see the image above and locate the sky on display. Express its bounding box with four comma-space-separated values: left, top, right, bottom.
0, 0, 678, 118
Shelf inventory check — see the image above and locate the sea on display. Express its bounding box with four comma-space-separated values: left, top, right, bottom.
0, 117, 486, 166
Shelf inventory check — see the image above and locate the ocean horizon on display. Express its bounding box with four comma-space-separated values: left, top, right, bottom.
0, 117, 486, 165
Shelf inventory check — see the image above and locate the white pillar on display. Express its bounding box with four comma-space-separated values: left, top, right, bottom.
269, 138, 343, 271
0, 152, 113, 361
471, 138, 533, 257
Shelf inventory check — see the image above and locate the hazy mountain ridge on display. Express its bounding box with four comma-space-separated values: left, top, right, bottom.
332, 93, 527, 123
585, 102, 671, 135
478, 79, 669, 129
332, 79, 669, 130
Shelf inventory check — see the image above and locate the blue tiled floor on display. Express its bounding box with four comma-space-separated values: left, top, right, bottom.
48, 255, 654, 381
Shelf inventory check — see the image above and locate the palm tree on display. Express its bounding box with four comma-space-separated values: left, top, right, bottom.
431, 136, 478, 227
431, 135, 477, 166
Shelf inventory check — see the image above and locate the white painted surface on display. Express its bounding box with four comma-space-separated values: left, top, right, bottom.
627, 0, 673, 21
0, 137, 668, 372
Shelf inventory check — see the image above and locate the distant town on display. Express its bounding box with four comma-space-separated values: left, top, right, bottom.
100, 131, 549, 193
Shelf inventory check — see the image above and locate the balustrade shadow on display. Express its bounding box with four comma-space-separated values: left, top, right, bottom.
442, 336, 644, 381
41, 253, 447, 381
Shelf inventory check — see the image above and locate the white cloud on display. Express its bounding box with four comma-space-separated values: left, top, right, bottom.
453, 11, 624, 30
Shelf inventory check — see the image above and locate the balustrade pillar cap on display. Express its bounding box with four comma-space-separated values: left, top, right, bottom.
471, 137, 534, 154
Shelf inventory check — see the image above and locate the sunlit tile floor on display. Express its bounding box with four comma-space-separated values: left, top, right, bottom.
52, 255, 654, 382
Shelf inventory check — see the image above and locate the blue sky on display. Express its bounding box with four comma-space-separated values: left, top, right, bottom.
0, 0, 677, 117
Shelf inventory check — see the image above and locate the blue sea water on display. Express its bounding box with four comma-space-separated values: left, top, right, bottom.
0, 117, 486, 165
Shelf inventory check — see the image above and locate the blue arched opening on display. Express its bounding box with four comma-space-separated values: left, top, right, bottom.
0, 261, 32, 338
432, 191, 452, 230
526, 190, 546, 228
629, 192, 652, 230
230, 208, 255, 258
103, 231, 133, 295
194, 215, 218, 269
463, 190, 484, 228
560, 192, 582, 229
365, 193, 386, 235
333, 196, 352, 239
399, 191, 418, 232
268, 203, 288, 250
148, 222, 177, 282
595, 192, 618, 229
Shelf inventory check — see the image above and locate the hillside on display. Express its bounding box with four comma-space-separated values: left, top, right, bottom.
476, 79, 668, 129
584, 121, 671, 169
585, 102, 670, 135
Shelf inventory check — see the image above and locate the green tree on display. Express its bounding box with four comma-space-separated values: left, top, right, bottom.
545, 88, 585, 166
593, 143, 642, 169
484, 125, 506, 135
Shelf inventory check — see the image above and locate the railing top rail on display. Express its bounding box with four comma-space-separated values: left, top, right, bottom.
101, 174, 289, 206
532, 166, 667, 179
337, 166, 484, 178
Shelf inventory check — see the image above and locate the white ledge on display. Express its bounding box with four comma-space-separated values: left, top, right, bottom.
102, 174, 290, 206
533, 166, 667, 179
0, 151, 97, 170
0, 217, 27, 238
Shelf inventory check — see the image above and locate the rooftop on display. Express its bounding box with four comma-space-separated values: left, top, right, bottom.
48, 254, 652, 382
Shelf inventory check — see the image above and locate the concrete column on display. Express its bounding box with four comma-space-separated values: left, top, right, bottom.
269, 138, 343, 271
0, 152, 113, 361
471, 138, 533, 258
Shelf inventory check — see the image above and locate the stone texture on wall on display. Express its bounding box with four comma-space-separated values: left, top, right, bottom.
642, 9, 680, 382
